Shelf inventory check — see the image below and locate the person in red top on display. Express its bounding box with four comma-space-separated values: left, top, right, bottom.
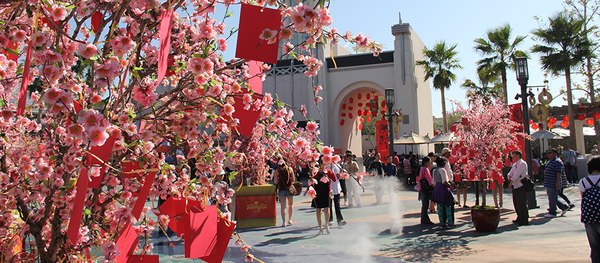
416, 157, 435, 225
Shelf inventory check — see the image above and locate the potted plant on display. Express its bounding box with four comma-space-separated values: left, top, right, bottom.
451, 94, 527, 232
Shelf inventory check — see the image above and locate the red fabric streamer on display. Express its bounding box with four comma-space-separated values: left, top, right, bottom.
247, 60, 263, 93
185, 206, 218, 258
115, 222, 140, 263
67, 168, 90, 245
156, 9, 174, 88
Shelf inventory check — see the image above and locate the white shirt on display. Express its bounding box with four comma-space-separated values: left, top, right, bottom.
579, 174, 600, 192
443, 161, 454, 182
433, 167, 449, 184
330, 164, 342, 195
507, 159, 528, 189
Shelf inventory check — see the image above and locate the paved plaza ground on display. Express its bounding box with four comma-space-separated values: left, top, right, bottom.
153, 176, 591, 262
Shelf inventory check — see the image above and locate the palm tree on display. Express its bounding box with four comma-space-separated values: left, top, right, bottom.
532, 13, 592, 149
416, 41, 462, 132
462, 65, 503, 102
474, 24, 527, 104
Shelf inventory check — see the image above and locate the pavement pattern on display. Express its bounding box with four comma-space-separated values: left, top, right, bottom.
152, 176, 591, 263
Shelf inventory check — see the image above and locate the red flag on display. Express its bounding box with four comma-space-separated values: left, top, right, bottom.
67, 168, 90, 245
115, 222, 139, 263
247, 60, 263, 93
16, 39, 33, 116
235, 4, 282, 64
232, 94, 261, 137
156, 9, 174, 88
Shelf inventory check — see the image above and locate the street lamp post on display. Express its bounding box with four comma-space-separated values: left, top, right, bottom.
385, 89, 395, 159
515, 57, 538, 209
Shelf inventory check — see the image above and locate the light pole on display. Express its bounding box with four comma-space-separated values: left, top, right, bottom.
385, 89, 395, 159
515, 57, 538, 209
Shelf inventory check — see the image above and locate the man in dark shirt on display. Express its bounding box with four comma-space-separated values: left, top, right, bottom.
544, 148, 569, 218
384, 156, 397, 177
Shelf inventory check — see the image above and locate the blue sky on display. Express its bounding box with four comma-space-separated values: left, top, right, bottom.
327, 0, 580, 117
220, 0, 580, 117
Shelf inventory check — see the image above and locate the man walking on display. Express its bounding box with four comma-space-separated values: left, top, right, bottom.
507, 151, 529, 225
544, 148, 569, 218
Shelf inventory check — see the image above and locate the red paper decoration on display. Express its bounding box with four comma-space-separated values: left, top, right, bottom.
548, 117, 557, 124
91, 11, 103, 33
235, 4, 282, 63
577, 114, 586, 121
247, 60, 263, 93
531, 123, 539, 130
586, 118, 595, 126
232, 94, 261, 137
340, 119, 345, 126
561, 121, 569, 128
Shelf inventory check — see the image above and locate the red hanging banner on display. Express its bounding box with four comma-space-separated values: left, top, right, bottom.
509, 103, 526, 159
16, 39, 33, 116
155, 9, 174, 88
376, 119, 389, 160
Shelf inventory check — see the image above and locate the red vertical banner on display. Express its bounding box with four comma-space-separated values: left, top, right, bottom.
509, 103, 526, 159
376, 119, 389, 160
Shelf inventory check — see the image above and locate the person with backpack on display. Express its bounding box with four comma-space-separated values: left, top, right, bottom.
579, 156, 600, 263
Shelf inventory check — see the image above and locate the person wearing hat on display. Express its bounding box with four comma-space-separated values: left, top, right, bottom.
543, 148, 570, 218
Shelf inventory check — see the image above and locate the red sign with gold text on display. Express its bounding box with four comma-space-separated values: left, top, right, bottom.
235, 195, 276, 219
509, 104, 526, 159
376, 119, 389, 159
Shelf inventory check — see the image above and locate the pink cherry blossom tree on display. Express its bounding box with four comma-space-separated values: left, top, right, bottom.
0, 0, 379, 262
451, 94, 528, 207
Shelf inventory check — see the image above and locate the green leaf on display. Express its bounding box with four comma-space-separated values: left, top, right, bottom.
289, 52, 298, 59
84, 208, 91, 215
5, 48, 19, 56
228, 171, 238, 184
161, 163, 174, 171
0, 99, 5, 107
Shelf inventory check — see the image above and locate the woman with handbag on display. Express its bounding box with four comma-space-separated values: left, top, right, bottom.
431, 157, 455, 228
273, 156, 295, 227
417, 157, 435, 225
310, 161, 332, 235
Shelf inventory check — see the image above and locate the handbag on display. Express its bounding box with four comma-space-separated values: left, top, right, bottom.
521, 177, 534, 192
285, 167, 300, 196
420, 178, 434, 193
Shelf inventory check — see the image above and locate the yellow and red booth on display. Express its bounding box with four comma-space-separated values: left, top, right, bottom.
233, 184, 276, 228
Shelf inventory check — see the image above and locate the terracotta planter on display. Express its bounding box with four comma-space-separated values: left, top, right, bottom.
471, 207, 500, 232
233, 184, 276, 228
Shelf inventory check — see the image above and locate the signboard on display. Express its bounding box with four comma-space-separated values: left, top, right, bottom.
376, 119, 389, 160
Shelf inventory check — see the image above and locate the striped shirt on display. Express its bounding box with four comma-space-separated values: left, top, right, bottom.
544, 157, 564, 188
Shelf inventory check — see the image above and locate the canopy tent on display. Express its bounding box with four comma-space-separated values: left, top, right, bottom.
531, 130, 563, 140
394, 132, 432, 154
430, 132, 457, 143
549, 127, 596, 137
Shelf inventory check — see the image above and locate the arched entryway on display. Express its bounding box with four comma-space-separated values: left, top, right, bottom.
333, 81, 385, 156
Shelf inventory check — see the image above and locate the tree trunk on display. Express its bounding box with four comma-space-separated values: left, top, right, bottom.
566, 69, 577, 150
501, 67, 508, 105
441, 87, 448, 132
588, 57, 600, 146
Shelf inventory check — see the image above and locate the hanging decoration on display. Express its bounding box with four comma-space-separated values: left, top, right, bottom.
586, 118, 595, 127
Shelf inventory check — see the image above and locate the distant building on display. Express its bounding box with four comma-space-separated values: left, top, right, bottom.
263, 15, 433, 155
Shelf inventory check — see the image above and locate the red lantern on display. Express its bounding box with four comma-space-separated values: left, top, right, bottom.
340, 119, 345, 126
561, 121, 569, 128
450, 124, 457, 132
348, 113, 353, 119
461, 117, 469, 126
341, 113, 346, 117
349, 97, 354, 104
531, 123, 539, 130
367, 116, 372, 122
548, 120, 555, 128
366, 93, 371, 100
586, 118, 595, 126
577, 114, 586, 121
357, 93, 362, 100
358, 102, 363, 107
529, 120, 534, 124
341, 104, 347, 110
594, 113, 600, 120
348, 106, 354, 111
358, 123, 364, 130
563, 115, 570, 122
381, 100, 386, 107
548, 117, 557, 124
358, 110, 363, 116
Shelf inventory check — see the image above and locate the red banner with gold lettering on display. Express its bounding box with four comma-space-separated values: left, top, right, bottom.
376, 119, 389, 160
509, 104, 526, 159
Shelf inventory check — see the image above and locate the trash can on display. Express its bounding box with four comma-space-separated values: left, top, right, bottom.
577, 156, 588, 181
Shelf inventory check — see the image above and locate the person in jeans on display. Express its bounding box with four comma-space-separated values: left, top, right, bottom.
544, 148, 569, 218
328, 162, 347, 227
579, 157, 600, 263
416, 156, 435, 225
507, 151, 529, 226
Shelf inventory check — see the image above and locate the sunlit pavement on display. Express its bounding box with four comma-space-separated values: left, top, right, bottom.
153, 176, 590, 262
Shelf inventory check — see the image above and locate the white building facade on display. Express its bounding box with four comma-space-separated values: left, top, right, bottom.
263, 18, 433, 156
